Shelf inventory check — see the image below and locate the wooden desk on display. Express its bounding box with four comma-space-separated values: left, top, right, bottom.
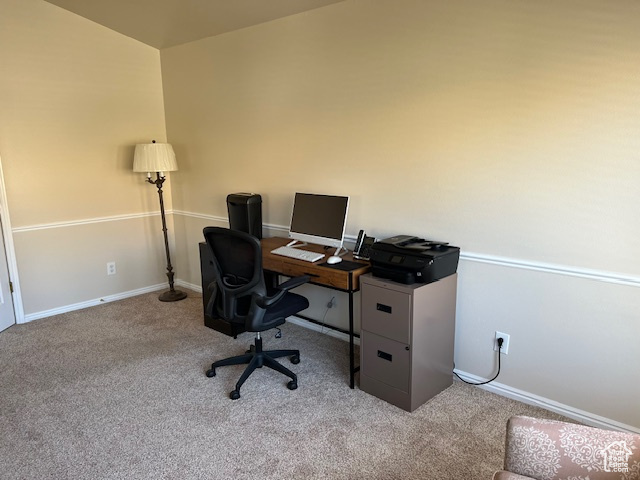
261, 237, 371, 388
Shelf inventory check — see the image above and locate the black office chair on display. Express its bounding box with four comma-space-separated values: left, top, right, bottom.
203, 226, 310, 399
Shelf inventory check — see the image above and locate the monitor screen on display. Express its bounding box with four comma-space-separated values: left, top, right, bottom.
288, 193, 349, 249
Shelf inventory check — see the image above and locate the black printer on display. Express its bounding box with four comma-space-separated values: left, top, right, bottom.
369, 235, 460, 285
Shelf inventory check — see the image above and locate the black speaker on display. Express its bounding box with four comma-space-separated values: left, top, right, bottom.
227, 193, 262, 239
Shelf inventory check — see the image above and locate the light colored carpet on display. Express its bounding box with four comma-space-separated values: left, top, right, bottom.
0, 291, 569, 479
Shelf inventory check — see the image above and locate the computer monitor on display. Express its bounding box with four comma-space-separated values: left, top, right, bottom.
288, 193, 349, 249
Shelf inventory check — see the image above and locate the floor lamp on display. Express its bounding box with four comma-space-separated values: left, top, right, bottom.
133, 141, 187, 302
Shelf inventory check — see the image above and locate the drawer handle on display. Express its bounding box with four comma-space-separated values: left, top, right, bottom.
377, 350, 392, 362
376, 303, 392, 314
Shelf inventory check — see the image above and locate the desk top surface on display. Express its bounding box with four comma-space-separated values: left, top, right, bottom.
261, 237, 371, 291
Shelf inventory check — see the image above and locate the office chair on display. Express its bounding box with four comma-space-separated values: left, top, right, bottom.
202, 227, 310, 400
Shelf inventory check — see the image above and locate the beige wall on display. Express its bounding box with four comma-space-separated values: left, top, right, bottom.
161, 0, 640, 429
1, 0, 637, 431
0, 0, 170, 316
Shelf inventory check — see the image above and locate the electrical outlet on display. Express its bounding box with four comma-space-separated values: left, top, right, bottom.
495, 331, 510, 355
106, 262, 116, 276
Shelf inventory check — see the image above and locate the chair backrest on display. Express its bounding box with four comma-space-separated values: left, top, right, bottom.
202, 227, 267, 327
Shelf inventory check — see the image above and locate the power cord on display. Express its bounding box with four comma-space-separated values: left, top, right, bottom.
317, 296, 335, 335
453, 337, 503, 386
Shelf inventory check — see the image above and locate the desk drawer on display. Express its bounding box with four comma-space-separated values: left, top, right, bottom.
264, 259, 350, 290
361, 283, 410, 344
361, 331, 409, 393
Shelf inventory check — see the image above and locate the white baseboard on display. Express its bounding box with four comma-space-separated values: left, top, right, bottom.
21, 283, 168, 323
287, 315, 361, 346
23, 281, 202, 324
175, 279, 202, 293
185, 274, 638, 433
22, 278, 637, 435
453, 369, 639, 434
285, 321, 639, 433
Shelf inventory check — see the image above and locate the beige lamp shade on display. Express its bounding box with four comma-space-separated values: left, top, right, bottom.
133, 143, 178, 173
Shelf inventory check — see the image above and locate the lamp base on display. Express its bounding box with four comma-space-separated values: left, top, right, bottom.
159, 289, 188, 302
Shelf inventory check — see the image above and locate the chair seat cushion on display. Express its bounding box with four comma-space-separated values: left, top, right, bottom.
260, 291, 309, 331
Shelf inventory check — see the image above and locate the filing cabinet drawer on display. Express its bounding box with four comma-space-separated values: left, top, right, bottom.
361, 283, 411, 344
361, 331, 410, 393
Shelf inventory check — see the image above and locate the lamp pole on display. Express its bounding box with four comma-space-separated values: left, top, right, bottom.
133, 140, 186, 302
148, 172, 187, 302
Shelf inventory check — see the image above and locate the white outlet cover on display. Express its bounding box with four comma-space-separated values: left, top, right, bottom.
495, 331, 510, 355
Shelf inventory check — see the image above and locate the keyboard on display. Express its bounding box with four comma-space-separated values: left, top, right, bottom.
270, 246, 325, 263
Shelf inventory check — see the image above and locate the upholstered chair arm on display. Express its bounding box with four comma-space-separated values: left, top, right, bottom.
498, 416, 640, 480
492, 471, 534, 480
255, 275, 311, 308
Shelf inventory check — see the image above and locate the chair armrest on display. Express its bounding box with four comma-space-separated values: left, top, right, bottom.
277, 275, 311, 292
503, 416, 640, 480
255, 275, 310, 308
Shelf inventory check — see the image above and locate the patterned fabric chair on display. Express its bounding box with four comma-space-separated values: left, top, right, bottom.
493, 416, 640, 480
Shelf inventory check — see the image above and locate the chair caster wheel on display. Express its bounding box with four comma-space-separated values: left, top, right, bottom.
206, 369, 216, 377
287, 380, 298, 390
290, 355, 300, 365
229, 390, 240, 400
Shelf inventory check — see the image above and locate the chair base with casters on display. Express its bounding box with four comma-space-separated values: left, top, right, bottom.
202, 226, 310, 400
206, 331, 301, 400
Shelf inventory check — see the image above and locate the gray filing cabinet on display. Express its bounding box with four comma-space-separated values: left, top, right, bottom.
359, 273, 457, 412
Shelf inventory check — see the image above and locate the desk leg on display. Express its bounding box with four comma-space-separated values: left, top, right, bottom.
349, 271, 359, 389
349, 289, 355, 388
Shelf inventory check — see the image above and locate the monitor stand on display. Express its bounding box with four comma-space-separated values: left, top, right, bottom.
286, 240, 307, 248
286, 240, 346, 263
327, 246, 346, 264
